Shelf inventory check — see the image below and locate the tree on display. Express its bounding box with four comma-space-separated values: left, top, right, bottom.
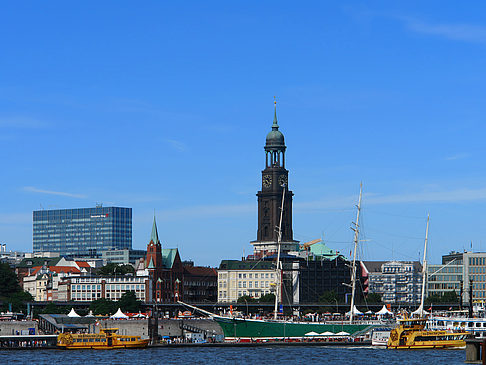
425, 290, 459, 305
8, 290, 33, 313
366, 293, 382, 304
258, 293, 276, 303
117, 291, 141, 313
90, 298, 116, 315
237, 295, 256, 303
0, 263, 32, 313
99, 263, 135, 276
0, 263, 21, 297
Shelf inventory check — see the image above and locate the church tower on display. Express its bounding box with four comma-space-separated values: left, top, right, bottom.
251, 101, 299, 255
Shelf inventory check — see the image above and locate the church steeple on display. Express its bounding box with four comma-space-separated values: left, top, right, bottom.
251, 100, 298, 255
146, 215, 162, 273
272, 99, 279, 129
150, 215, 160, 245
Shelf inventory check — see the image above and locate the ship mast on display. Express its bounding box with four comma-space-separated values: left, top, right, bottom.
418, 214, 430, 316
273, 185, 286, 320
349, 183, 362, 324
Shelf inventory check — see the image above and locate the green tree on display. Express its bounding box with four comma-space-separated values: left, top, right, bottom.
90, 298, 116, 315
8, 290, 33, 313
99, 263, 135, 276
237, 295, 256, 303
425, 290, 458, 305
258, 293, 276, 303
0, 263, 21, 297
0, 263, 33, 313
117, 291, 141, 313
366, 293, 382, 303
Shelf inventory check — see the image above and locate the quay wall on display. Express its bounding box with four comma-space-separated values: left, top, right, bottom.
0, 321, 38, 335
89, 319, 223, 339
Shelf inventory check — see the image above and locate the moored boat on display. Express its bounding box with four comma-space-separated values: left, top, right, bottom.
57, 328, 149, 349
213, 315, 377, 341
387, 317, 469, 349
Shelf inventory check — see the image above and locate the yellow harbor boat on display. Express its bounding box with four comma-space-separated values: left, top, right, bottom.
387, 317, 469, 349
57, 328, 149, 349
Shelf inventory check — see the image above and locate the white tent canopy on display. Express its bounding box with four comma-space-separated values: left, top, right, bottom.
345, 305, 363, 316
110, 308, 129, 319
376, 305, 393, 316
412, 305, 429, 317
304, 331, 320, 336
67, 308, 81, 317
321, 331, 335, 336
336, 331, 350, 336
85, 310, 94, 317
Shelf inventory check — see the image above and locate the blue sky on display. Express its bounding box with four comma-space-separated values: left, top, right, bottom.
2, 2, 486, 266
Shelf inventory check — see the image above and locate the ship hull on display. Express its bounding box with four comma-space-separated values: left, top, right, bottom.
214, 317, 375, 341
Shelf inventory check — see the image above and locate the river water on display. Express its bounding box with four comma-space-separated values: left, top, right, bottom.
0, 346, 465, 364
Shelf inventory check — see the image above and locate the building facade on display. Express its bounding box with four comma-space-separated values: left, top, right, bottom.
33, 206, 132, 258
217, 260, 277, 303
145, 217, 184, 303
363, 261, 423, 304
68, 275, 151, 302
182, 263, 218, 303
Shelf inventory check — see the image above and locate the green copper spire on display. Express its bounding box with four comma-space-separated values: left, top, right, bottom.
150, 216, 159, 245
272, 97, 279, 130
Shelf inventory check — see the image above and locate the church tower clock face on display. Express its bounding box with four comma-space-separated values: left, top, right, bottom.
278, 175, 287, 187
262, 175, 272, 188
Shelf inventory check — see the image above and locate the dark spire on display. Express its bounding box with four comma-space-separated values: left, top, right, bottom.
272, 97, 279, 130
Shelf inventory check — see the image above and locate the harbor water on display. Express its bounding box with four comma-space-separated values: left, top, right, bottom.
0, 346, 464, 364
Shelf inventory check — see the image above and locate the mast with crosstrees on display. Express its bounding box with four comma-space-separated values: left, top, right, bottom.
348, 183, 363, 324
273, 185, 286, 320
417, 214, 430, 316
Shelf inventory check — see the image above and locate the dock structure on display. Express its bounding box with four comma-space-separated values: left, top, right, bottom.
466, 339, 486, 364
0, 334, 58, 349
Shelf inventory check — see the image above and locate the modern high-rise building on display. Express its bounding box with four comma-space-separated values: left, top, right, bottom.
33, 206, 132, 258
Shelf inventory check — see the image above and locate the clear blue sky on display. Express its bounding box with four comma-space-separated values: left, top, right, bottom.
2, 1, 486, 266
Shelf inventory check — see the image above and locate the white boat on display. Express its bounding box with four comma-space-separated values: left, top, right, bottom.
371, 329, 391, 346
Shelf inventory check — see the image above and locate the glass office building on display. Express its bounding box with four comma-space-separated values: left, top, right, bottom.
33, 206, 132, 258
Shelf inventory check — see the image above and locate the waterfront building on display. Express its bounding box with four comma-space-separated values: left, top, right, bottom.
250, 102, 299, 256
144, 217, 183, 303
217, 260, 276, 303
426, 262, 463, 299
429, 251, 486, 304
449, 251, 486, 303
362, 261, 423, 304
296, 243, 357, 304
33, 205, 132, 258
20, 257, 95, 300
67, 275, 151, 302
182, 262, 218, 303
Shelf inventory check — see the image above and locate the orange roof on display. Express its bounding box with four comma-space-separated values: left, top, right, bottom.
75, 261, 91, 268
49, 266, 81, 274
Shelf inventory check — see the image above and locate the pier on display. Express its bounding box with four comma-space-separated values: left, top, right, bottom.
466, 339, 486, 364
0, 334, 58, 349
